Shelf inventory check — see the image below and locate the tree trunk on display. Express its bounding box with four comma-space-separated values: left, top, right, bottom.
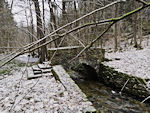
139, 12, 143, 47
62, 0, 66, 22
42, 0, 45, 35
114, 3, 119, 52
29, 0, 35, 56
48, 0, 60, 48
32, 0, 47, 63
133, 1, 138, 48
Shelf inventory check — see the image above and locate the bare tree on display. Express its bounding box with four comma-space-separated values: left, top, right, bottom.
132, 0, 138, 48
114, 3, 119, 51
48, 0, 60, 47
42, 0, 46, 35
32, 0, 47, 62
1, 0, 150, 67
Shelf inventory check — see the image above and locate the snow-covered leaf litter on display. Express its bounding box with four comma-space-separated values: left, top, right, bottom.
0, 68, 91, 113
104, 47, 150, 79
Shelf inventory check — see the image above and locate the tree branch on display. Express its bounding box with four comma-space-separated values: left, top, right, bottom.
70, 1, 150, 61
70, 22, 115, 62
1, 0, 150, 68
136, 0, 147, 5
16, 0, 124, 50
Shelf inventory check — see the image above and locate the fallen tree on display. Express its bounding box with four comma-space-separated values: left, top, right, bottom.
0, 0, 150, 68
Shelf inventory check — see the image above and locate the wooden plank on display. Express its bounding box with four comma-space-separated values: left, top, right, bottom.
48, 46, 81, 51
32, 65, 41, 71
43, 61, 51, 65
27, 68, 42, 80
41, 69, 52, 73
48, 46, 102, 51
32, 65, 42, 74
38, 64, 52, 69
52, 65, 96, 113
33, 70, 42, 75
42, 72, 53, 77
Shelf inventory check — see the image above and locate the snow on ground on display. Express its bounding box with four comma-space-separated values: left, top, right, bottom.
103, 35, 150, 52
0, 67, 91, 113
15, 54, 39, 63
103, 46, 150, 79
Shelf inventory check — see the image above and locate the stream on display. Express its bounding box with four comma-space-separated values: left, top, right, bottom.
77, 81, 150, 113
13, 54, 150, 112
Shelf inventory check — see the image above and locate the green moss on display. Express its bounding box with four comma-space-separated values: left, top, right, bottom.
98, 63, 149, 100
0, 69, 8, 74
0, 69, 11, 75
110, 4, 150, 23
17, 62, 26, 67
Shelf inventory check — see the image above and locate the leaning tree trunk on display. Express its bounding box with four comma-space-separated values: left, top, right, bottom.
33, 0, 47, 63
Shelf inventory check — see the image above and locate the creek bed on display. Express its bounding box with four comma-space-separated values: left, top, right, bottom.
76, 81, 150, 113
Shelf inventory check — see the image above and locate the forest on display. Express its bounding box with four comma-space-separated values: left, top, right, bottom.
0, 0, 150, 112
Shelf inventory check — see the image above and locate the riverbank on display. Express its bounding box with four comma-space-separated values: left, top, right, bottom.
0, 67, 93, 113
77, 81, 150, 113
104, 46, 150, 79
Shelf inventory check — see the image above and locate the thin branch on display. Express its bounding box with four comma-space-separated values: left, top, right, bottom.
50, 37, 65, 61
0, 27, 37, 62
0, 22, 110, 67
59, 26, 86, 47
10, 79, 40, 111
24, 22, 109, 54
119, 79, 130, 94
1, 0, 150, 68
18, 0, 124, 49
10, 55, 30, 111
136, 0, 147, 5
70, 22, 115, 62
70, 1, 150, 61
141, 96, 150, 103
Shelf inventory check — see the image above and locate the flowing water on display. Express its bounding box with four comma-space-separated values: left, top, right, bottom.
77, 81, 150, 113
